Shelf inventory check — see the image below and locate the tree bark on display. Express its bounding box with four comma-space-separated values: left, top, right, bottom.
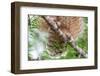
69, 41, 87, 58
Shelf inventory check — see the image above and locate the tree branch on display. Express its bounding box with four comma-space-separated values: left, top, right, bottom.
42, 16, 68, 43
69, 41, 87, 58
42, 16, 87, 58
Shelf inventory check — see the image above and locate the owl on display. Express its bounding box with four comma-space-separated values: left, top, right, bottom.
38, 16, 83, 58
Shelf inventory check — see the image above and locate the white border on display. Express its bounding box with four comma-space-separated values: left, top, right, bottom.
20, 6, 95, 70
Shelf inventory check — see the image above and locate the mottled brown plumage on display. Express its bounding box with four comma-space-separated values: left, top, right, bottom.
39, 16, 83, 57
57, 16, 83, 40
